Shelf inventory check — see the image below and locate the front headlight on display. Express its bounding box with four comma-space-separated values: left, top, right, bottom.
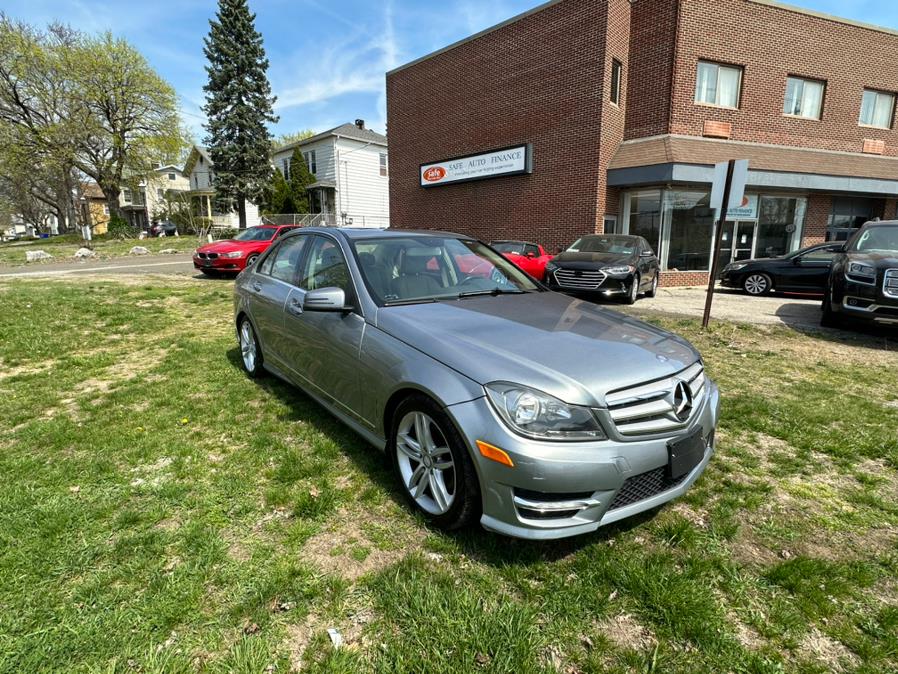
222, 251, 245, 259
846, 262, 876, 282
545, 262, 559, 273
603, 265, 636, 276
485, 382, 606, 441
725, 262, 748, 272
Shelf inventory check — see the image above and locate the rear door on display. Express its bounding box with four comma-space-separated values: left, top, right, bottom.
248, 235, 310, 366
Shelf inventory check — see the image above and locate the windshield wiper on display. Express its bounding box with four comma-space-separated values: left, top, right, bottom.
383, 298, 439, 307
457, 288, 527, 299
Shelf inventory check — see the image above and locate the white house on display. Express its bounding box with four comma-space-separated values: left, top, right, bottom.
183, 146, 261, 229
120, 165, 191, 229
271, 120, 389, 228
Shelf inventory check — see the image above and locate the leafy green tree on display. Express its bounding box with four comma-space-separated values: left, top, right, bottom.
263, 168, 293, 215
202, 0, 278, 228
288, 146, 314, 213
273, 130, 313, 149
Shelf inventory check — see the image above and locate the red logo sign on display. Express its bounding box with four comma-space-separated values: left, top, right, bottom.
423, 166, 447, 182
741, 196, 750, 207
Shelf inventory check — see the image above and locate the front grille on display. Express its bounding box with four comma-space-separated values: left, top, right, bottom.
553, 268, 607, 290
608, 467, 688, 511
197, 252, 219, 260
605, 362, 706, 437
885, 269, 898, 299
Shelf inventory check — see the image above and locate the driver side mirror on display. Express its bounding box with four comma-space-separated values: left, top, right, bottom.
304, 287, 349, 312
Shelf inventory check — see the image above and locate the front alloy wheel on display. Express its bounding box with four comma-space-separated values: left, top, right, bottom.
624, 274, 640, 305
391, 395, 480, 530
238, 318, 263, 378
743, 273, 771, 296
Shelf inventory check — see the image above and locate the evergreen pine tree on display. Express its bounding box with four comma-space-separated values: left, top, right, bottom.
288, 146, 315, 213
264, 168, 293, 215
202, 0, 277, 228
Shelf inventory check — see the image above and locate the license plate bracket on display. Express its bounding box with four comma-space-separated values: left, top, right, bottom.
667, 429, 705, 480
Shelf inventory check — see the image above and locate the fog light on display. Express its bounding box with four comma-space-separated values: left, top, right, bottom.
849, 298, 858, 306
476, 440, 514, 467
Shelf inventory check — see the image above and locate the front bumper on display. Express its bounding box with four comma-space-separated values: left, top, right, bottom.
838, 277, 898, 324
193, 255, 245, 272
448, 381, 721, 540
546, 271, 636, 297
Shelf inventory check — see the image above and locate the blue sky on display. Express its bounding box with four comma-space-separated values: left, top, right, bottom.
4, 0, 898, 143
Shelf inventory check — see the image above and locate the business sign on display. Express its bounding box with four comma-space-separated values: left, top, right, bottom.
710, 159, 750, 216
726, 194, 759, 220
420, 144, 532, 187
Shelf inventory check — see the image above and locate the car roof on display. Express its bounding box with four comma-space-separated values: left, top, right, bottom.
860, 220, 898, 228
285, 227, 471, 241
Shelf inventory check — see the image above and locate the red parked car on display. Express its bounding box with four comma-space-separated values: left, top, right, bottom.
490, 240, 554, 281
194, 225, 298, 276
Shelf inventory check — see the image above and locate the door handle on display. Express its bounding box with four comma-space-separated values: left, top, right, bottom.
252, 282, 262, 292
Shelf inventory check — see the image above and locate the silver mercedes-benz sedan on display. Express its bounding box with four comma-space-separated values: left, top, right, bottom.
233, 228, 719, 540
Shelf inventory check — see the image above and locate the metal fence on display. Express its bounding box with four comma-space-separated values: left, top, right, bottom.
261, 213, 389, 229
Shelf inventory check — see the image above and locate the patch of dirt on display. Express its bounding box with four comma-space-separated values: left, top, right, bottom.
300, 509, 424, 582
0, 360, 58, 382
129, 456, 173, 487
596, 613, 656, 652
285, 600, 375, 672
730, 614, 765, 650
797, 628, 858, 672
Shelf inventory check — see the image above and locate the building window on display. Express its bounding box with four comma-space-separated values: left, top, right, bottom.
103, 205, 110, 216
784, 76, 825, 119
610, 59, 622, 105
694, 61, 742, 108
379, 153, 388, 177
282, 158, 290, 181
828, 197, 874, 241
122, 188, 132, 203
665, 191, 715, 271
627, 191, 663, 256
757, 197, 805, 258
860, 89, 895, 129
168, 173, 176, 181
157, 189, 164, 199
304, 150, 317, 174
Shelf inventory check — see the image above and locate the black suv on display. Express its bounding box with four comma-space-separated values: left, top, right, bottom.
822, 220, 898, 328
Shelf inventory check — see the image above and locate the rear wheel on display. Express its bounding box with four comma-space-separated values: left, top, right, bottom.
238, 317, 264, 378
390, 395, 480, 531
743, 273, 772, 296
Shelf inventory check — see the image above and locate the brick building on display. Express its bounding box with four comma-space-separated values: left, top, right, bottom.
386, 0, 898, 286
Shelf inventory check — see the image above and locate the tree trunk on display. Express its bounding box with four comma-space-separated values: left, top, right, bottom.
99, 183, 124, 223
237, 195, 247, 229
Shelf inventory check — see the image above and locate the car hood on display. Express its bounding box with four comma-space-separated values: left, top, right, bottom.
850, 251, 898, 268
375, 292, 700, 407
552, 251, 634, 268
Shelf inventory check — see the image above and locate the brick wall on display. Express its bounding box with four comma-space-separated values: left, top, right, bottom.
386, 0, 611, 252
801, 194, 831, 245
669, 0, 898, 157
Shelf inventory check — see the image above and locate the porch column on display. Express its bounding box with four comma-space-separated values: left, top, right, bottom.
206, 195, 212, 218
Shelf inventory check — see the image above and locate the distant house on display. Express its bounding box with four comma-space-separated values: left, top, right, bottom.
270, 120, 389, 228
119, 165, 191, 229
183, 146, 261, 229
79, 182, 110, 235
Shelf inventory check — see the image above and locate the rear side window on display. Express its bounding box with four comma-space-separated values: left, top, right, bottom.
263, 236, 309, 285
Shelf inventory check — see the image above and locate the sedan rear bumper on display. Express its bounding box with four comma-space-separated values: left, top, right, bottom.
446, 381, 720, 540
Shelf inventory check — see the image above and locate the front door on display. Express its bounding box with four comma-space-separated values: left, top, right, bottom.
282, 235, 367, 423
717, 221, 757, 272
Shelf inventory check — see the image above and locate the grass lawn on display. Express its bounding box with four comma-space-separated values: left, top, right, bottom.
0, 234, 199, 266
0, 276, 896, 673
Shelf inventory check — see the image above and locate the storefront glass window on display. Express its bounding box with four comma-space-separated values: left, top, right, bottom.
757, 197, 804, 257
666, 191, 714, 271
827, 197, 874, 241
628, 191, 662, 254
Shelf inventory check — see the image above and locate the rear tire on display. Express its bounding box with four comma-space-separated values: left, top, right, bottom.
743, 273, 772, 296
238, 317, 264, 378
390, 395, 480, 531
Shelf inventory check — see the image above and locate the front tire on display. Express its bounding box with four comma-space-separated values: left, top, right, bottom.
821, 288, 842, 328
743, 273, 772, 296
390, 395, 480, 531
238, 317, 264, 378
245, 253, 260, 268
624, 274, 641, 305
646, 272, 659, 298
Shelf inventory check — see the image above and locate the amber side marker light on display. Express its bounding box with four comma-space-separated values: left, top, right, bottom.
476, 440, 514, 467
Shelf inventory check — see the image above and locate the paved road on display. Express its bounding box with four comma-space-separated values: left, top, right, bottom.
0, 254, 198, 278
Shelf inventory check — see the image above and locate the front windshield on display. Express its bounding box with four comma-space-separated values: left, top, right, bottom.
352, 236, 541, 305
850, 226, 898, 253
233, 227, 276, 242
568, 236, 636, 255
492, 242, 526, 254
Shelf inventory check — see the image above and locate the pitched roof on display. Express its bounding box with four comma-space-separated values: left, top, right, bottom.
183, 145, 213, 174
80, 182, 104, 199
276, 123, 387, 153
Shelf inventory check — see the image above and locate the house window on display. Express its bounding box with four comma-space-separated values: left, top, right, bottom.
282, 158, 290, 180
123, 188, 132, 203
694, 61, 742, 108
828, 197, 874, 241
103, 205, 110, 216
784, 76, 825, 119
194, 176, 198, 188
168, 173, 176, 181
610, 59, 622, 105
379, 153, 388, 177
157, 189, 164, 199
304, 150, 317, 174
860, 89, 895, 129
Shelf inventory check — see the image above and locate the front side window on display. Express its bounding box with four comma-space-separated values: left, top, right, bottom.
784, 76, 825, 119
262, 235, 308, 284
352, 237, 539, 305
860, 89, 895, 129
300, 236, 353, 297
694, 61, 742, 108
610, 59, 622, 105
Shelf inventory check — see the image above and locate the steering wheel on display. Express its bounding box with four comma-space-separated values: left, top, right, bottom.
458, 275, 485, 287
